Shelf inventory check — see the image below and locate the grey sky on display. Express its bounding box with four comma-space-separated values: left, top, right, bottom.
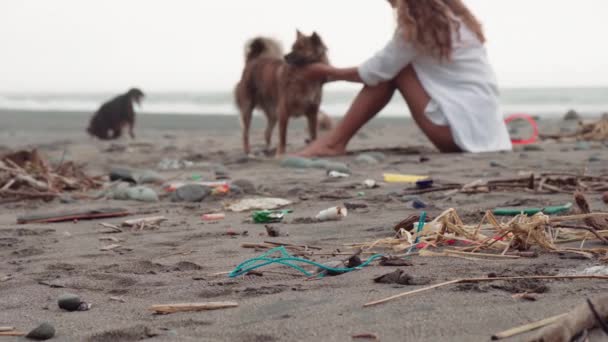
1, 0, 607, 92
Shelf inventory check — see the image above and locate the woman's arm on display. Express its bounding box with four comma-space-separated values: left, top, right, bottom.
304, 64, 363, 83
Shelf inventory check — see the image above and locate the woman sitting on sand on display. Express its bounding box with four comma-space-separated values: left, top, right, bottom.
299, 0, 512, 156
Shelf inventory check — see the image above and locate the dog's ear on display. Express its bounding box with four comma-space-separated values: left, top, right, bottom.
311, 32, 323, 45
296, 29, 304, 39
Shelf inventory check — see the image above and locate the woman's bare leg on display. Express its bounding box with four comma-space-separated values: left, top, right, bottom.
393, 65, 461, 152
297, 65, 460, 157
297, 82, 396, 157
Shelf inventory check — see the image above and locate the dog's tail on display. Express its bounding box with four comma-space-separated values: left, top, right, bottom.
244, 37, 283, 63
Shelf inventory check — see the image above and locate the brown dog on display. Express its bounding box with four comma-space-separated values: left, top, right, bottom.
87, 88, 144, 140
235, 31, 329, 156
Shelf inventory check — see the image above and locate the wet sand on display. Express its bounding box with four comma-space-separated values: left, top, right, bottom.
1, 109, 607, 341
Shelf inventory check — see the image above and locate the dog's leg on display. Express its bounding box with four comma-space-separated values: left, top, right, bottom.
264, 114, 277, 151
239, 104, 254, 155
112, 126, 123, 140
276, 103, 289, 157
306, 112, 319, 144
128, 118, 136, 139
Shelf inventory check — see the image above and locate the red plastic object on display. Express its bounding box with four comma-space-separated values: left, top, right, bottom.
505, 113, 539, 145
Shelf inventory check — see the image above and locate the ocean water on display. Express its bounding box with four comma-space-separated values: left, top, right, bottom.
0, 87, 607, 118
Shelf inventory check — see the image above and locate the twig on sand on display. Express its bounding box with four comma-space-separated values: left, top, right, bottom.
149, 302, 238, 314
363, 276, 608, 307
0, 330, 26, 337
527, 297, 608, 342
491, 314, 567, 340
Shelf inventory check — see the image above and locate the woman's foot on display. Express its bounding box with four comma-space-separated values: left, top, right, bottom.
296, 140, 346, 157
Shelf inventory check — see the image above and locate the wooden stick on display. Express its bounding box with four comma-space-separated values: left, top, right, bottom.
149, 302, 238, 314
263, 241, 323, 250
364, 275, 608, 307
444, 250, 520, 259
0, 327, 16, 332
364, 280, 461, 307
0, 331, 26, 337
491, 314, 567, 340
529, 297, 608, 342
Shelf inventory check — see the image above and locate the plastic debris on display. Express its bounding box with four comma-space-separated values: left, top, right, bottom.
252, 210, 292, 223
316, 206, 348, 221
227, 197, 292, 212
384, 173, 430, 184
202, 213, 225, 221
328, 170, 350, 178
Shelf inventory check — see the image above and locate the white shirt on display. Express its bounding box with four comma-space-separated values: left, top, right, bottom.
358, 24, 512, 153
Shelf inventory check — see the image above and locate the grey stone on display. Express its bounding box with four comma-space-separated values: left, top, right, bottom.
126, 186, 159, 202
589, 155, 602, 162
355, 154, 380, 165
523, 145, 544, 151
563, 110, 581, 121
574, 141, 591, 151
134, 170, 165, 184
58, 293, 82, 311
171, 184, 210, 202
281, 157, 313, 169
232, 179, 255, 194
109, 168, 136, 184
26, 323, 55, 340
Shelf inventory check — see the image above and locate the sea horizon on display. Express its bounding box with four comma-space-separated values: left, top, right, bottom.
1, 86, 607, 118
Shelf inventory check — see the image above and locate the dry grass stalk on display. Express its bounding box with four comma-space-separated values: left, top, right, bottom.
353, 206, 608, 258
0, 149, 103, 202
149, 302, 238, 314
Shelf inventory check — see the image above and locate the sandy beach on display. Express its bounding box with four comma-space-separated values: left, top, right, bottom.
1, 109, 607, 341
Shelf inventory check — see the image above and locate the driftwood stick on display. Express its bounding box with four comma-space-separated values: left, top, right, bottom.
263, 241, 323, 250
0, 331, 26, 337
364, 276, 608, 307
491, 314, 567, 340
0, 327, 16, 332
528, 297, 608, 342
149, 302, 238, 314
574, 191, 608, 245
0, 189, 58, 199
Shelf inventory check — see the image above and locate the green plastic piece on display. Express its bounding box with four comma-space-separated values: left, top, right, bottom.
252, 210, 292, 224
493, 202, 573, 216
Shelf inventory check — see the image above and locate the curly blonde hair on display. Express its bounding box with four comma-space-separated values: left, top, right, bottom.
396, 0, 485, 60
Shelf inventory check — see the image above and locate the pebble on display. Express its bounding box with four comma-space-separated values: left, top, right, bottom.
563, 109, 581, 121
523, 145, 544, 152
574, 141, 591, 151
281, 157, 312, 169
58, 293, 82, 311
602, 192, 608, 205
589, 155, 601, 163
171, 184, 211, 202
355, 154, 380, 165
109, 168, 136, 184
26, 323, 55, 340
489, 160, 504, 168
126, 186, 159, 202
134, 170, 165, 184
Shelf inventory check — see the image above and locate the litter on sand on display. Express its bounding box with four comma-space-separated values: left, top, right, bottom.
17, 207, 131, 224
383, 173, 430, 184
227, 197, 292, 212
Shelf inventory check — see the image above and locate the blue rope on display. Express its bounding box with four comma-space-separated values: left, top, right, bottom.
229, 246, 384, 278
406, 211, 427, 255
